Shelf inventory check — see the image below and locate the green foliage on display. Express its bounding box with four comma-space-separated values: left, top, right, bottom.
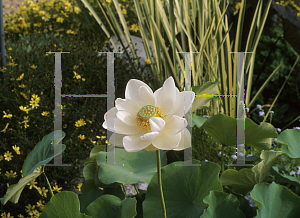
248, 23, 300, 128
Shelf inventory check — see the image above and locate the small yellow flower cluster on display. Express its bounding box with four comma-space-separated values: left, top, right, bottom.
4, 0, 82, 37
26, 178, 54, 199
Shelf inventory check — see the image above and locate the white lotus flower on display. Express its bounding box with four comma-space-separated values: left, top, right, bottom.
102, 76, 195, 152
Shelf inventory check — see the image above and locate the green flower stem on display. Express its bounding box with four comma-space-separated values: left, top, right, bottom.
221, 145, 224, 173
133, 184, 140, 196
157, 149, 167, 218
43, 172, 54, 198
121, 184, 128, 199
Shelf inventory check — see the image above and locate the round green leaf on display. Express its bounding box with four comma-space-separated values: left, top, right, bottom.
244, 119, 277, 151
143, 160, 223, 218
79, 188, 104, 214
220, 168, 255, 196
220, 151, 282, 195
201, 114, 277, 149
96, 148, 167, 185
279, 129, 300, 159
202, 114, 237, 146
251, 182, 300, 218
245, 155, 261, 163
201, 190, 246, 218
39, 191, 92, 218
22, 130, 66, 177
89, 145, 107, 159
82, 162, 119, 193
85, 195, 137, 218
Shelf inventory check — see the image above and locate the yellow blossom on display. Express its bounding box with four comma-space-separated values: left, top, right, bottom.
7, 61, 18, 67
27, 179, 38, 189
0, 67, 6, 72
145, 59, 151, 64
66, 29, 75, 34
19, 84, 25, 88
41, 111, 50, 116
52, 184, 62, 193
32, 94, 40, 102
36, 200, 45, 211
5, 170, 17, 178
3, 212, 13, 217
56, 17, 64, 23
122, 8, 127, 15
19, 105, 31, 114
0, 155, 3, 161
24, 122, 29, 129
21, 116, 29, 123
33, 210, 41, 217
9, 47, 12, 51
12, 145, 21, 154
37, 187, 48, 197
16, 73, 24, 80
130, 24, 139, 32
4, 151, 13, 161
77, 183, 82, 191
29, 65, 37, 69
78, 134, 85, 140
75, 118, 86, 127
30, 99, 39, 109
74, 6, 81, 14
73, 71, 81, 79
3, 111, 12, 118
25, 204, 36, 216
